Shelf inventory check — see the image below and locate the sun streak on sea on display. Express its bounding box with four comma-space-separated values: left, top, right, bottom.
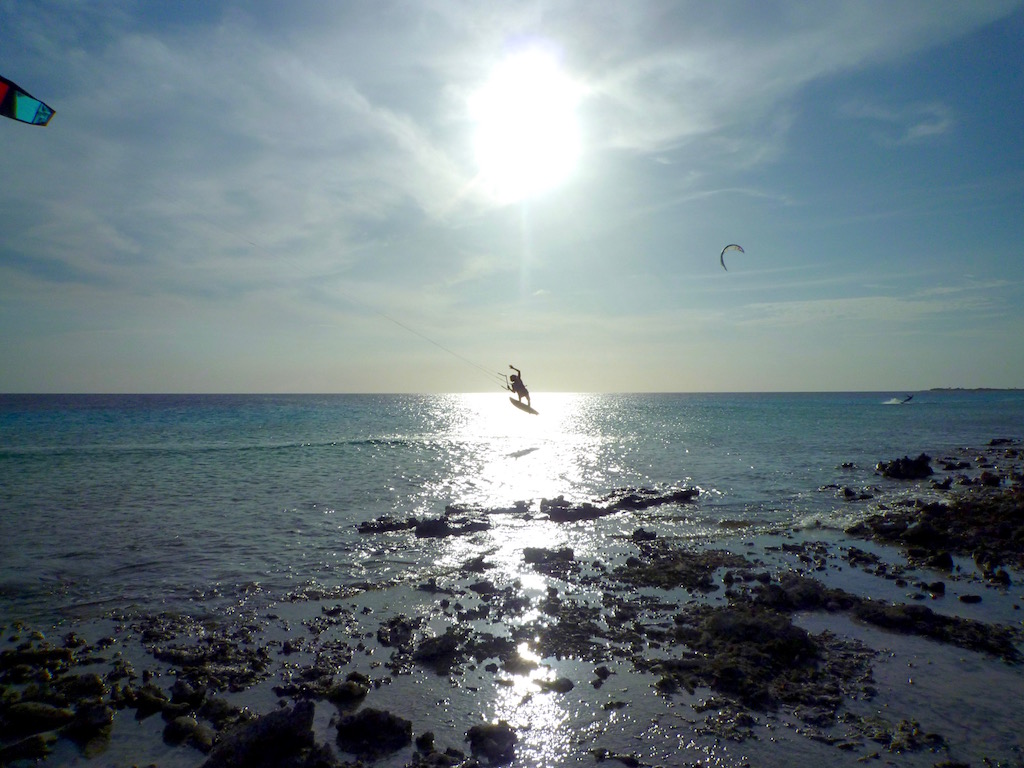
420, 392, 611, 512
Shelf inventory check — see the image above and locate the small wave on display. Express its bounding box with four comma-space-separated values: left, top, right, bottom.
0, 435, 443, 459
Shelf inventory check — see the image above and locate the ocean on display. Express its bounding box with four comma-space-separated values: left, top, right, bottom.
1, 391, 1022, 767
2, 390, 1020, 626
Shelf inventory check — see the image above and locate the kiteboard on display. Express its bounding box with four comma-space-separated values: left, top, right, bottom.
509, 397, 539, 415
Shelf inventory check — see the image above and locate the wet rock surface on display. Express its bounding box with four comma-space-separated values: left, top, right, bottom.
2, 446, 1023, 767
848, 482, 1024, 572
200, 700, 324, 768
541, 486, 698, 522
876, 453, 934, 480
336, 706, 412, 758
465, 721, 516, 765
616, 542, 752, 591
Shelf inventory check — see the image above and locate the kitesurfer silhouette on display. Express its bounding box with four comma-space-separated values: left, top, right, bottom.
507, 365, 530, 408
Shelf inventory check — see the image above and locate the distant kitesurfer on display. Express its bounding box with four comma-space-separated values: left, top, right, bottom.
507, 365, 531, 408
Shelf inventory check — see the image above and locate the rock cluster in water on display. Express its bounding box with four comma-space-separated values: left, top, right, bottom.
356, 486, 699, 535
2, 444, 1022, 766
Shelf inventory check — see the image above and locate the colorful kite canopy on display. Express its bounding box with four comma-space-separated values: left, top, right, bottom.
1, 74, 55, 126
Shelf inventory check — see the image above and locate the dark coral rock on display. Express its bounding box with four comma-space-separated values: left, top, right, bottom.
979, 470, 1003, 487
523, 547, 574, 564
849, 484, 1024, 570
541, 496, 605, 522
130, 682, 170, 720
523, 547, 578, 577
201, 700, 321, 768
169, 678, 206, 707
754, 573, 857, 612
648, 598, 876, 717
64, 699, 114, 749
924, 551, 954, 571
357, 516, 417, 534
1, 702, 75, 736
326, 674, 370, 706
631, 527, 658, 542
415, 516, 489, 538
0, 646, 74, 679
616, 543, 751, 591
541, 487, 698, 523
877, 453, 933, 480
0, 732, 58, 763
603, 486, 699, 511
56, 672, 108, 701
163, 715, 215, 752
852, 601, 1019, 662
412, 627, 469, 673
538, 677, 575, 693
336, 707, 412, 757
377, 615, 423, 650
466, 720, 516, 765
197, 696, 251, 731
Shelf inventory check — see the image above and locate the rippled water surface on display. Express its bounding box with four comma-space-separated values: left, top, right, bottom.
2, 391, 1022, 624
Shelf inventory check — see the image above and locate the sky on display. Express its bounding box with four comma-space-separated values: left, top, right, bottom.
2, 1, 1023, 394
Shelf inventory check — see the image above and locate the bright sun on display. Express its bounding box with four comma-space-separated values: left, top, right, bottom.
469, 49, 582, 204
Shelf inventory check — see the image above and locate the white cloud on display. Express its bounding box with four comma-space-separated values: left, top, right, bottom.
734, 282, 1007, 330
570, 1, 1016, 155
841, 100, 955, 145
3, 0, 1023, 391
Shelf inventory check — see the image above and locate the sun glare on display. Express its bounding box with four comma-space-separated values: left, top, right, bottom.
470, 48, 582, 204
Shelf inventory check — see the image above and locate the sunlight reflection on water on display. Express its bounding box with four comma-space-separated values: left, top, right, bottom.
485, 642, 576, 767
423, 392, 612, 510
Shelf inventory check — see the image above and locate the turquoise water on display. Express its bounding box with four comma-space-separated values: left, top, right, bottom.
1, 391, 1021, 625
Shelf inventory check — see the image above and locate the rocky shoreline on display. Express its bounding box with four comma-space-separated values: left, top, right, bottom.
1, 440, 1022, 767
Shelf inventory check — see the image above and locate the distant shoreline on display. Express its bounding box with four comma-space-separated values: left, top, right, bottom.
929, 387, 1023, 392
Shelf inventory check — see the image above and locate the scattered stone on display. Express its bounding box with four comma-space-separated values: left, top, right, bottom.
357, 515, 417, 534
591, 747, 642, 766
541, 486, 698, 522
1, 701, 75, 735
616, 542, 752, 591
631, 527, 657, 542
415, 516, 490, 538
851, 601, 1019, 662
653, 604, 824, 709
0, 732, 58, 763
377, 615, 423, 650
200, 700, 324, 768
2, 438, 1021, 766
327, 673, 370, 706
415, 730, 434, 752
163, 715, 215, 752
876, 453, 933, 480
537, 676, 575, 693
336, 707, 412, 758
412, 626, 468, 672
523, 546, 577, 577
848, 483, 1024, 570
466, 720, 516, 765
